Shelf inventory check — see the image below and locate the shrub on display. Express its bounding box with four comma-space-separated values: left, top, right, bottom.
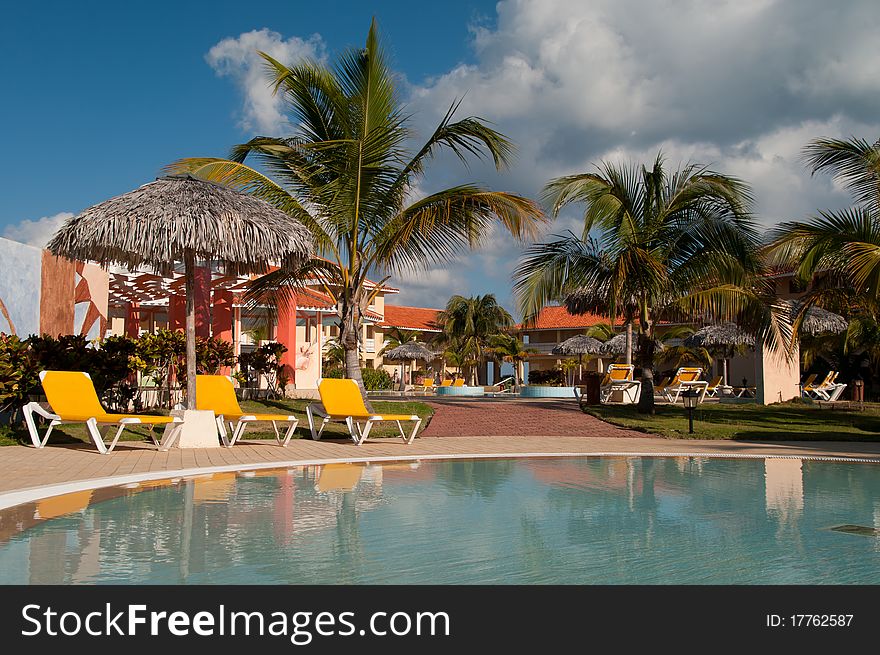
361, 367, 392, 390
0, 334, 39, 416
528, 368, 565, 386
323, 367, 345, 379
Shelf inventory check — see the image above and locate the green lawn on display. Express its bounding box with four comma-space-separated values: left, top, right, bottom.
0, 398, 434, 447
585, 401, 880, 441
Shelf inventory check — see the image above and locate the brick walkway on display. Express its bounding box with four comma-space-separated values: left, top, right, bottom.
1, 399, 879, 505
421, 399, 639, 437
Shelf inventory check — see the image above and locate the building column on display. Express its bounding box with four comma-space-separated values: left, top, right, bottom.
169, 294, 186, 331
212, 289, 234, 375
212, 290, 233, 342
125, 302, 140, 338
194, 265, 211, 339
276, 305, 297, 390
756, 337, 800, 405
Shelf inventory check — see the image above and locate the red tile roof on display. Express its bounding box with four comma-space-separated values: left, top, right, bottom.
294, 288, 336, 311
379, 305, 442, 332
516, 306, 609, 330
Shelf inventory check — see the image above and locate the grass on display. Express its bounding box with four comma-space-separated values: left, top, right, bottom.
585, 400, 880, 441
0, 398, 434, 447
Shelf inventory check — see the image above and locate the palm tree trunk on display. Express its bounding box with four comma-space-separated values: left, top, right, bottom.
625, 322, 633, 365
338, 297, 370, 406
184, 250, 197, 410
636, 328, 655, 415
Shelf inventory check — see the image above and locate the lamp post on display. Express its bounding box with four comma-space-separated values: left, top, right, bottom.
682, 388, 699, 434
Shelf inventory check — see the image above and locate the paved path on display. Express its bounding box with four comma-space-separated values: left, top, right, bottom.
2, 400, 879, 505
421, 399, 639, 437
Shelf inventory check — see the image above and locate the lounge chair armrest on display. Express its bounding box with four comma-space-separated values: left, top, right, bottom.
307, 403, 329, 419
23, 401, 60, 422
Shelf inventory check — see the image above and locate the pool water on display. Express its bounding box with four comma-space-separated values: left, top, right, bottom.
0, 457, 878, 584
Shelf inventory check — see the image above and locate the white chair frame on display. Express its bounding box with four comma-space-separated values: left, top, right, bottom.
214, 414, 298, 448
22, 401, 183, 455
306, 404, 422, 446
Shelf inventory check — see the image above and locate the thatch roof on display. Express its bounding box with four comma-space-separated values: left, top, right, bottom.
683, 323, 755, 348
47, 175, 312, 274
786, 301, 848, 336
600, 332, 663, 356
382, 343, 436, 361
551, 334, 604, 355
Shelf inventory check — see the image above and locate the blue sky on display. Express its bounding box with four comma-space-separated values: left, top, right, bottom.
3, 1, 879, 313
0, 0, 495, 224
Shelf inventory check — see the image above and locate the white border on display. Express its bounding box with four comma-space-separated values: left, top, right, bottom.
0, 451, 878, 511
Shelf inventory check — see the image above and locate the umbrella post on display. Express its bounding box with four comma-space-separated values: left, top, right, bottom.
184, 250, 197, 410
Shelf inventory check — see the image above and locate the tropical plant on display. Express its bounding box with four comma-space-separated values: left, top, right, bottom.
654, 327, 713, 371
239, 342, 288, 398
767, 136, 880, 331
322, 338, 346, 369
379, 328, 421, 354
131, 329, 186, 408
0, 333, 38, 418
437, 294, 513, 385
167, 20, 545, 403
488, 333, 535, 386
196, 336, 237, 374
514, 153, 772, 413
361, 367, 393, 391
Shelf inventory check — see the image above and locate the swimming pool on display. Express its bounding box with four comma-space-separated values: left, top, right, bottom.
1, 456, 878, 584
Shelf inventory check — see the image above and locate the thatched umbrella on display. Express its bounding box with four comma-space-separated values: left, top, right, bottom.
47, 174, 313, 408
383, 343, 436, 391
601, 333, 663, 356
786, 301, 848, 336
683, 323, 755, 384
552, 335, 603, 382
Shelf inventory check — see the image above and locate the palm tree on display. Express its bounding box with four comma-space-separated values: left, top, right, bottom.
379, 328, 423, 391
322, 337, 346, 370
488, 333, 535, 386
167, 20, 545, 400
514, 153, 770, 413
767, 136, 880, 330
437, 294, 513, 385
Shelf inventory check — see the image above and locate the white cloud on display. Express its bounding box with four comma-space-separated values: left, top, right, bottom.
2, 212, 74, 248
391, 266, 469, 308
206, 28, 326, 134
207, 0, 880, 310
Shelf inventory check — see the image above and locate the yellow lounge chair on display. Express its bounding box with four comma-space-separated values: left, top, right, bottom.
704, 375, 731, 398
22, 371, 182, 454
663, 367, 707, 403
653, 376, 671, 395
196, 375, 298, 447
799, 373, 817, 395
452, 378, 465, 387
306, 378, 422, 445
439, 379, 453, 387
600, 364, 641, 404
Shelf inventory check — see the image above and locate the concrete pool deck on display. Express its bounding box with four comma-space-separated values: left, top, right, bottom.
2, 402, 879, 507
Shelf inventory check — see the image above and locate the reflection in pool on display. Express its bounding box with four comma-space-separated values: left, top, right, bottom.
0, 457, 878, 584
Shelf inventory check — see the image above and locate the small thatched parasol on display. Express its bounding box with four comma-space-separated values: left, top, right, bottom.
601, 333, 663, 356
684, 323, 755, 384
785, 301, 848, 336
383, 343, 436, 391
48, 174, 313, 408
552, 335, 604, 383
551, 334, 604, 356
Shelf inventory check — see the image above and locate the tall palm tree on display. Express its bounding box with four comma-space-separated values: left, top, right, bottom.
488, 333, 535, 386
167, 20, 545, 399
514, 154, 771, 413
767, 136, 880, 330
437, 294, 513, 385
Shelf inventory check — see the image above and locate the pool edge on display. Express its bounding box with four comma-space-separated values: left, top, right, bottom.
1, 450, 878, 511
